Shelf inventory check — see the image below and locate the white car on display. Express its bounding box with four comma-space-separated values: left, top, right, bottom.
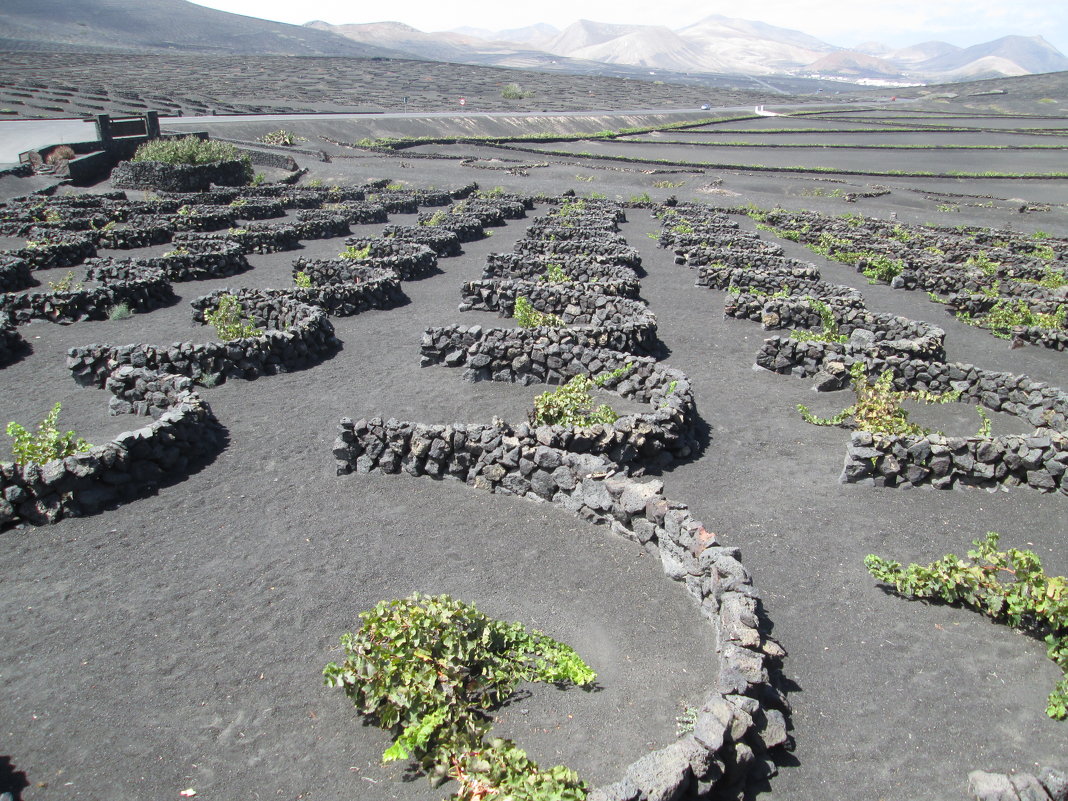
700, 104, 711, 110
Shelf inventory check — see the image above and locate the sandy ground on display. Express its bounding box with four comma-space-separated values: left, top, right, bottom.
2, 106, 1067, 801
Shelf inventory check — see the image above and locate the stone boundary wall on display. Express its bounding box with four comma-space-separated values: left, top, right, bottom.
364, 192, 420, 214
167, 207, 236, 233
1, 269, 175, 325
237, 279, 405, 318
110, 158, 250, 192
332, 432, 788, 799
97, 243, 251, 283
695, 260, 821, 288
173, 223, 300, 255
337, 238, 439, 280
291, 212, 351, 241
319, 201, 388, 225
680, 242, 786, 268
0, 256, 34, 292
415, 213, 486, 243
103, 367, 196, 416
67, 290, 339, 386
418, 332, 695, 466
944, 293, 1068, 351
11, 230, 97, 269
459, 279, 659, 355
228, 199, 287, 221
93, 223, 174, 250
744, 300, 944, 358
657, 223, 746, 249
841, 427, 1067, 493
722, 278, 863, 308
381, 225, 462, 257
526, 225, 627, 244
463, 198, 527, 221
483, 253, 640, 296
0, 378, 224, 529
514, 239, 643, 268
530, 216, 620, 233
0, 322, 27, 367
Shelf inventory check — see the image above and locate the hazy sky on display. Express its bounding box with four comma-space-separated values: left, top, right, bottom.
187, 0, 1067, 51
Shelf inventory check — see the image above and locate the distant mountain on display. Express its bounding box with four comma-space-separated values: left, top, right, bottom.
540, 15, 833, 76
805, 51, 904, 79
453, 23, 559, 48
305, 20, 479, 62
0, 0, 401, 56
911, 35, 1068, 76
884, 41, 963, 67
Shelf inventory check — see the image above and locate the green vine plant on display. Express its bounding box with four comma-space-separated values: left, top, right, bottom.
203, 294, 263, 341
957, 299, 1066, 339
797, 362, 961, 436
323, 594, 595, 800
294, 271, 313, 288
514, 296, 564, 329
865, 533, 1068, 720
421, 210, 448, 227
540, 263, 570, 284
861, 254, 905, 284
339, 244, 372, 260
164, 245, 190, 257
531, 364, 633, 427
6, 402, 92, 465
47, 270, 83, 293
789, 297, 848, 343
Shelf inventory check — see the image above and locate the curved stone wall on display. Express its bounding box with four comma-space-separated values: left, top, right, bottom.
67, 290, 339, 386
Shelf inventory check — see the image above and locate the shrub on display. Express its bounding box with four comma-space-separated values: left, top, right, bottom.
109, 303, 132, 320
790, 298, 848, 343
540, 263, 570, 284
531, 365, 632, 427
797, 362, 960, 436
513, 296, 563, 328
7, 403, 91, 466
339, 244, 371, 260
861, 254, 905, 284
323, 594, 594, 799
203, 294, 263, 341
48, 270, 83, 292
45, 145, 75, 165
866, 533, 1068, 719
294, 271, 313, 288
132, 135, 240, 166
258, 129, 300, 146
501, 83, 534, 100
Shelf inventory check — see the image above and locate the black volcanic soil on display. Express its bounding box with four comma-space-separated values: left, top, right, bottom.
0, 52, 778, 120
2, 102, 1068, 801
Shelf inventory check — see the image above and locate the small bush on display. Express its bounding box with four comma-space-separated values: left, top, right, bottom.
294, 271, 313, 288
6, 403, 91, 466
339, 244, 371, 260
45, 145, 75, 164
132, 135, 240, 166
48, 270, 83, 293
204, 294, 263, 341
258, 129, 301, 146
501, 83, 534, 100
866, 533, 1068, 719
532, 374, 619, 427
513, 296, 563, 328
790, 298, 847, 344
323, 594, 593, 799
797, 362, 960, 436
109, 303, 132, 320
